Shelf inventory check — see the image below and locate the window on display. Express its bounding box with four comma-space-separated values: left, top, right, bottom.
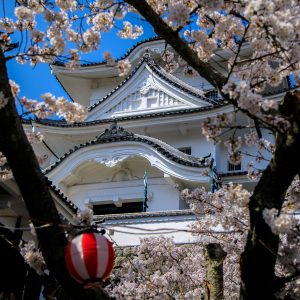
93, 201, 143, 215
205, 90, 219, 101
228, 161, 241, 171
178, 147, 191, 155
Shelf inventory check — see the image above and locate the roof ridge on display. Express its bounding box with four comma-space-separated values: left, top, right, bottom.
52, 36, 161, 67
159, 66, 206, 96
27, 104, 225, 128
135, 133, 210, 164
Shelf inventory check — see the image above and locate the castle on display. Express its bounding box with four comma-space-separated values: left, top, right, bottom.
1, 38, 290, 245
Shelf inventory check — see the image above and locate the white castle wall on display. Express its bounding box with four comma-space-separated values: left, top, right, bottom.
68, 178, 180, 212
90, 77, 123, 106
105, 218, 198, 247
216, 128, 274, 173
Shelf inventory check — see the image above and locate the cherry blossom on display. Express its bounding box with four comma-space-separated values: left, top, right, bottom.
9, 80, 20, 98
117, 59, 131, 77
108, 236, 207, 299
118, 21, 143, 39
20, 93, 87, 123
19, 240, 46, 275
103, 51, 115, 65
263, 208, 297, 235
25, 131, 44, 144
73, 208, 94, 226
1, 1, 300, 298
0, 92, 8, 110
168, 1, 190, 28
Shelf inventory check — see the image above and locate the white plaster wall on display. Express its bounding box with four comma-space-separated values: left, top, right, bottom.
68, 178, 180, 212
173, 67, 214, 90
43, 134, 83, 157
103, 214, 227, 247
90, 77, 123, 106
58, 75, 91, 106
152, 129, 215, 159
105, 219, 197, 246
31, 141, 58, 169
216, 128, 274, 173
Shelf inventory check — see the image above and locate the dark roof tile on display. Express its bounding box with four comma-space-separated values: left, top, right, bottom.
47, 179, 79, 213
44, 122, 211, 174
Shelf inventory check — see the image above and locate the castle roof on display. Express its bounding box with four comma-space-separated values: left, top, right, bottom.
44, 122, 211, 176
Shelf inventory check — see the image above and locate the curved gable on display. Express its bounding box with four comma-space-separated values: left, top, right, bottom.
45, 123, 211, 185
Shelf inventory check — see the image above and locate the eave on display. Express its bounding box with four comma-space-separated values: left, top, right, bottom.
44, 123, 211, 184
22, 102, 232, 136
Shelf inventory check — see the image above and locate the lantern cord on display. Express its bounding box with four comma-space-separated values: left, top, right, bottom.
105, 228, 240, 235
0, 223, 52, 231
0, 221, 241, 235
104, 224, 241, 235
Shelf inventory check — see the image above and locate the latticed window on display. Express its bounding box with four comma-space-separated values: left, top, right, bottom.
205, 90, 219, 101
93, 202, 143, 215
178, 147, 192, 155
228, 161, 241, 171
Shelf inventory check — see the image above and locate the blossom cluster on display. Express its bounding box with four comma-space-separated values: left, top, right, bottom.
0, 92, 8, 110
224, 137, 242, 165
260, 177, 300, 300
180, 183, 250, 298
73, 208, 94, 226
263, 208, 297, 235
118, 21, 143, 39
25, 130, 44, 144
222, 82, 290, 132
0, 0, 142, 77
0, 152, 12, 182
182, 183, 250, 237
246, 162, 262, 181
117, 59, 131, 77
202, 113, 233, 142
20, 93, 87, 123
108, 234, 240, 299
262, 177, 300, 236
19, 240, 46, 275
107, 236, 206, 299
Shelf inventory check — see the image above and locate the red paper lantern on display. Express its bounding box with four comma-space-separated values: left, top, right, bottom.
65, 232, 114, 284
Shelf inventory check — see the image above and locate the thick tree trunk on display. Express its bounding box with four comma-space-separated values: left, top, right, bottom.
0, 50, 109, 300
204, 243, 226, 300
0, 231, 27, 299
22, 270, 42, 300
240, 91, 300, 299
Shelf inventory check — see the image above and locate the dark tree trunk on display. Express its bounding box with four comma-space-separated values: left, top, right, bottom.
0, 50, 109, 300
204, 243, 226, 300
0, 230, 27, 300
240, 91, 300, 299
22, 270, 42, 300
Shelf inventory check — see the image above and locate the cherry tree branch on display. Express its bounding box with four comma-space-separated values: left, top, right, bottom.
0, 48, 109, 300
124, 0, 226, 90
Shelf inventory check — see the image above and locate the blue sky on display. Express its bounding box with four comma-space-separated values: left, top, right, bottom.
4, 3, 155, 103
